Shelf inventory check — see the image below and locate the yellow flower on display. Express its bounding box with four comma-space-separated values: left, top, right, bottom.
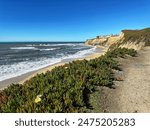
35, 95, 42, 103
35, 97, 41, 103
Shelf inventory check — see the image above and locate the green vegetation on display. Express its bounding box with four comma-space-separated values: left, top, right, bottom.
0, 48, 137, 113
122, 28, 150, 46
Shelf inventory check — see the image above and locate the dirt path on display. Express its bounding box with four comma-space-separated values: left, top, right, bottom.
100, 47, 150, 113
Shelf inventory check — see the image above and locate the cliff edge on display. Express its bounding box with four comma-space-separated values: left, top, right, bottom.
85, 28, 150, 50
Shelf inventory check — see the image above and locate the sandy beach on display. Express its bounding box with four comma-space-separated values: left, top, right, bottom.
0, 46, 108, 90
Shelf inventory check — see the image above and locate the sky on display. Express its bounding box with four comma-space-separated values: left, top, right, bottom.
0, 0, 150, 41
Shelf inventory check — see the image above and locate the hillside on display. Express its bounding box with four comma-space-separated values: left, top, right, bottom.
121, 28, 150, 45
100, 46, 150, 112
85, 28, 150, 50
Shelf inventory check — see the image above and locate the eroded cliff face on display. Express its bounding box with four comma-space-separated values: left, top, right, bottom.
85, 28, 150, 50
119, 41, 146, 50
85, 32, 124, 46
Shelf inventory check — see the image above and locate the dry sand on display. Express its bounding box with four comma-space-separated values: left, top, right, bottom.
100, 47, 150, 113
0, 46, 108, 90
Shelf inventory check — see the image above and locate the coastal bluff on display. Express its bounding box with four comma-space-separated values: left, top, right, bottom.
85, 28, 150, 50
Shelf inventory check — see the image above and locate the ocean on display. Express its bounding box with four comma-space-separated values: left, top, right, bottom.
0, 42, 98, 82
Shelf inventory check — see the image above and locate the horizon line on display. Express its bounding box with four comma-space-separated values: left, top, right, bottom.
0, 41, 85, 43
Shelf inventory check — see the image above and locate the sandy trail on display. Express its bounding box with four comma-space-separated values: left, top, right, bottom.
101, 47, 150, 113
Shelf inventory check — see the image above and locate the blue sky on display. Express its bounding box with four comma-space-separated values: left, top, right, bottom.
0, 0, 150, 41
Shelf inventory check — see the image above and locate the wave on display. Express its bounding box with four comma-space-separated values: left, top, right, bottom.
10, 47, 59, 51
73, 46, 88, 49
0, 46, 97, 82
27, 43, 83, 47
49, 43, 82, 46
62, 46, 97, 59
0, 58, 62, 82
10, 47, 38, 50
39, 48, 59, 51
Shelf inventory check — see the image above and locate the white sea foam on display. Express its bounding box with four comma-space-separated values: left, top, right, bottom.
10, 47, 38, 50
62, 46, 97, 59
73, 46, 88, 49
10, 47, 59, 51
39, 48, 59, 51
0, 58, 61, 82
49, 43, 80, 46
27, 43, 82, 47
0, 46, 97, 82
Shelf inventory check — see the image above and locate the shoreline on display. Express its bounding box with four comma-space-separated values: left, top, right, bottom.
0, 46, 108, 90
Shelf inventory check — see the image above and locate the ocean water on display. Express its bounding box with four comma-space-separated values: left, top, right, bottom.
0, 42, 98, 82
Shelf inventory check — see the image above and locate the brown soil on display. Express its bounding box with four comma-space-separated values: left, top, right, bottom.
100, 47, 150, 113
